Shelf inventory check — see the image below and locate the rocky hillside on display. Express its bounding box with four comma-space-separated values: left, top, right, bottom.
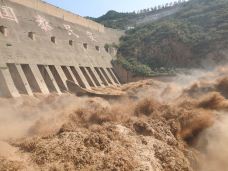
111, 0, 228, 77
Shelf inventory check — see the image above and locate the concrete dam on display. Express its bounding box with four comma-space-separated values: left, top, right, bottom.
0, 0, 123, 97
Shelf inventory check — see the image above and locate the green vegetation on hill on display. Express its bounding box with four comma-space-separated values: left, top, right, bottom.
115, 0, 228, 76
113, 57, 176, 77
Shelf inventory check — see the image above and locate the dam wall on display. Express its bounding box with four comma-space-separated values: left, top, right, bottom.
9, 0, 104, 32
0, 0, 123, 97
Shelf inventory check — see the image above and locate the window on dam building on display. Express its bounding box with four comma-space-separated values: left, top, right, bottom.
95, 46, 100, 52
28, 32, 36, 40
51, 36, 56, 44
69, 40, 73, 46
0, 25, 8, 36
83, 43, 88, 49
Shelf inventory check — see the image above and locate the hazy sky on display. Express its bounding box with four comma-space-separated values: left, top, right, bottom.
43, 0, 174, 17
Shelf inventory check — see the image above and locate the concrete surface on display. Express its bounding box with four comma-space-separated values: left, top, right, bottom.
0, 0, 123, 97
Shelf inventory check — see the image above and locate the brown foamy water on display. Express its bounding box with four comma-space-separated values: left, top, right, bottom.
0, 65, 228, 171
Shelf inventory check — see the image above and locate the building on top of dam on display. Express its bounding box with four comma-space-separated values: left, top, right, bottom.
0, 0, 123, 97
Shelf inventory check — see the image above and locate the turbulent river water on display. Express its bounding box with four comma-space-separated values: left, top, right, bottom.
0, 65, 228, 171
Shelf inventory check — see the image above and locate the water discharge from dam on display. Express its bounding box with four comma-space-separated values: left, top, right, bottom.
0, 0, 228, 170
0, 64, 228, 170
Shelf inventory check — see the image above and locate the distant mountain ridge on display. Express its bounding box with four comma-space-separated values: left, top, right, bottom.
89, 0, 189, 30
